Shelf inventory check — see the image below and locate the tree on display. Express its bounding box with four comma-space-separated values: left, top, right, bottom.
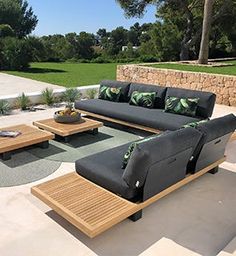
0, 24, 14, 37
76, 32, 95, 59
0, 37, 33, 70
104, 26, 128, 55
198, 0, 214, 64
97, 29, 108, 40
116, 0, 235, 61
0, 0, 38, 38
116, 0, 154, 18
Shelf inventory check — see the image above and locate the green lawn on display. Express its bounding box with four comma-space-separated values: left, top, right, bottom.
4, 62, 118, 87
149, 60, 236, 76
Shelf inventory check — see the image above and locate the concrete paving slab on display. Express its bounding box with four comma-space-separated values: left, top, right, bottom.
0, 73, 64, 96
0, 104, 235, 256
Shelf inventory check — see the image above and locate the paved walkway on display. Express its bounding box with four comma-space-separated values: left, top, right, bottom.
0, 73, 63, 96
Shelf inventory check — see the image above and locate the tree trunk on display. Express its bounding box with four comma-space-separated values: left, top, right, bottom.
198, 0, 215, 64
180, 42, 190, 61
179, 6, 194, 61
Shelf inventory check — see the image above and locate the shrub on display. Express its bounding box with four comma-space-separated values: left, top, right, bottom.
0, 37, 33, 70
0, 100, 11, 115
86, 88, 97, 99
77, 59, 90, 63
62, 88, 81, 105
41, 88, 55, 106
116, 58, 137, 63
16, 93, 31, 110
139, 55, 159, 63
90, 56, 111, 63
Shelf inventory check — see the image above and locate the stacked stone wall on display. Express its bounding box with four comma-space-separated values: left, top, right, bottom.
117, 64, 236, 106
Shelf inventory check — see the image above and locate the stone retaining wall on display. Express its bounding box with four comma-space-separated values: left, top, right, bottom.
117, 64, 236, 106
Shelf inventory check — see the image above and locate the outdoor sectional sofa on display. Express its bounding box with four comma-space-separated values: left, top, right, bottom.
75, 80, 216, 132
32, 113, 236, 237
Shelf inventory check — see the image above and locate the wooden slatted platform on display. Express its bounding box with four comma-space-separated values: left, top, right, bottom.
32, 173, 137, 238
31, 158, 225, 238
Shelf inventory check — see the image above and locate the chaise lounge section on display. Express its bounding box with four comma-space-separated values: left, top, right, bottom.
75, 115, 236, 203
75, 128, 202, 201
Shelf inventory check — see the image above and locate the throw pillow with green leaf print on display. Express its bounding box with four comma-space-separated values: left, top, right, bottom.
182, 119, 208, 128
122, 134, 161, 169
99, 85, 122, 102
129, 91, 156, 108
165, 96, 199, 117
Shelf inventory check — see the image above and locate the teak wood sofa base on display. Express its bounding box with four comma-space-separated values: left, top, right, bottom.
76, 109, 162, 134
31, 158, 224, 238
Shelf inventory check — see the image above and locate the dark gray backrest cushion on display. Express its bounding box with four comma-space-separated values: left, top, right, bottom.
100, 80, 131, 102
128, 83, 167, 108
196, 114, 236, 143
122, 128, 202, 188
166, 87, 216, 118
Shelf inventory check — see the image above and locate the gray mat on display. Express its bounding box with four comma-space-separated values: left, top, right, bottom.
29, 126, 140, 163
0, 151, 61, 187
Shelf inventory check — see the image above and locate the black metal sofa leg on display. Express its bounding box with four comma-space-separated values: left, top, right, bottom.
129, 210, 143, 222
208, 166, 219, 174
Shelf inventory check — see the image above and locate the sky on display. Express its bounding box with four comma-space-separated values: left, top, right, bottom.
27, 0, 157, 36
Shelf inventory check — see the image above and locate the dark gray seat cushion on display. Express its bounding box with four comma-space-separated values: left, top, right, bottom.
75, 144, 140, 200
123, 128, 202, 188
75, 99, 203, 131
100, 80, 131, 102
166, 87, 216, 118
128, 83, 167, 108
197, 114, 236, 143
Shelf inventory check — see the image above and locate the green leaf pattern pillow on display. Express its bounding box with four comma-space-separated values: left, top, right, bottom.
165, 96, 199, 117
122, 134, 162, 169
182, 119, 208, 128
99, 85, 122, 102
130, 91, 156, 108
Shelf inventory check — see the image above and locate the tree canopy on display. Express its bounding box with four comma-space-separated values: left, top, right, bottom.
0, 0, 38, 38
116, 0, 236, 60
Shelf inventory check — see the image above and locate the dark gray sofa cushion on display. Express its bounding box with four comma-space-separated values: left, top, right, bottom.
197, 114, 236, 143
75, 144, 140, 200
123, 128, 202, 188
75, 99, 202, 130
100, 80, 131, 102
166, 87, 216, 118
128, 83, 167, 108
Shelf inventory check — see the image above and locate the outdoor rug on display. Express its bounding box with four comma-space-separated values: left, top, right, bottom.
28, 126, 140, 163
0, 151, 61, 187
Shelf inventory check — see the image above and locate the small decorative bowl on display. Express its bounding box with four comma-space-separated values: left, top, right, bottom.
54, 110, 81, 124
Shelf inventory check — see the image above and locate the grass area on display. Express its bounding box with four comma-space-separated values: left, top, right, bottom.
149, 60, 236, 76
4, 62, 118, 87
3, 60, 235, 88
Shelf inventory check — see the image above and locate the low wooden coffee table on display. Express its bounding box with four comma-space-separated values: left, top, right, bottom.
0, 124, 54, 161
33, 117, 103, 142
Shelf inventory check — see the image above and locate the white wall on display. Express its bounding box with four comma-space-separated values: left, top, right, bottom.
0, 85, 100, 107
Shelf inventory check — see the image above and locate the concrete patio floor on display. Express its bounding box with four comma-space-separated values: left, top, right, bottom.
0, 104, 235, 256
0, 73, 63, 96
